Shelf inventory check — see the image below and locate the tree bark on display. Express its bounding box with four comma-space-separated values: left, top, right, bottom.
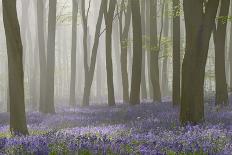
2, 0, 29, 135
118, 0, 131, 103
180, 0, 219, 124
45, 0, 57, 113
214, 0, 230, 106
172, 0, 181, 106
103, 0, 117, 106
130, 0, 143, 105
150, 0, 161, 102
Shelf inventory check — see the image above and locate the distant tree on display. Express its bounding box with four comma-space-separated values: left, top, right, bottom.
229, 1, 232, 91
180, 0, 219, 124
162, 1, 170, 97
69, 0, 79, 106
45, 0, 57, 113
118, 0, 131, 103
130, 0, 142, 105
172, 0, 181, 106
103, 0, 117, 106
214, 0, 230, 106
82, 0, 105, 106
140, 0, 147, 100
37, 0, 47, 113
2, 0, 29, 135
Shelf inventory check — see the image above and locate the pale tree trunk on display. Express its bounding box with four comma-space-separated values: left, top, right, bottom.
2, 0, 29, 135
69, 0, 78, 106
162, 1, 170, 97
130, 0, 143, 105
180, 0, 219, 124
229, 1, 232, 91
140, 0, 147, 100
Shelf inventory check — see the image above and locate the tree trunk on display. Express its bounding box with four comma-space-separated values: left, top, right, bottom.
104, 0, 117, 106
150, 0, 161, 102
214, 0, 230, 106
229, 1, 232, 91
2, 0, 29, 135
45, 0, 57, 113
69, 0, 78, 106
140, 0, 147, 100
82, 0, 105, 106
145, 0, 153, 99
130, 0, 143, 105
162, 1, 170, 97
180, 0, 219, 124
119, 0, 131, 103
172, 0, 181, 105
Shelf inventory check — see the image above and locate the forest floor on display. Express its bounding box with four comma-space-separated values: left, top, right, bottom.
0, 99, 232, 155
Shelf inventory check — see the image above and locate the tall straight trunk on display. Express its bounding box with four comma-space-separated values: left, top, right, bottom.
45, 0, 57, 113
2, 0, 29, 135
162, 1, 169, 97
214, 0, 230, 106
150, 0, 161, 102
146, 0, 153, 99
104, 0, 117, 106
172, 0, 180, 105
119, 0, 131, 103
140, 0, 147, 100
130, 0, 142, 105
180, 0, 219, 124
229, 1, 232, 91
69, 0, 78, 106
82, 0, 105, 106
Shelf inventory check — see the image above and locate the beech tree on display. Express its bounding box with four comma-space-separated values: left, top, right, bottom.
180, 0, 219, 124
2, 0, 29, 135
130, 0, 142, 105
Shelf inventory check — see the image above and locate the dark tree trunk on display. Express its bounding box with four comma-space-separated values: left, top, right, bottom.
69, 0, 78, 106
180, 0, 219, 124
118, 0, 131, 103
104, 0, 117, 106
172, 0, 181, 106
130, 0, 143, 105
45, 0, 57, 113
150, 0, 161, 102
2, 0, 29, 135
214, 0, 230, 106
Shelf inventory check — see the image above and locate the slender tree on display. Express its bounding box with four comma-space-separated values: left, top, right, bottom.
2, 0, 29, 135
37, 0, 47, 112
103, 0, 117, 106
229, 1, 232, 91
45, 0, 57, 113
180, 0, 219, 124
118, 0, 131, 103
82, 0, 105, 106
130, 0, 143, 105
172, 0, 181, 105
150, 0, 161, 102
214, 0, 230, 106
70, 0, 79, 106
